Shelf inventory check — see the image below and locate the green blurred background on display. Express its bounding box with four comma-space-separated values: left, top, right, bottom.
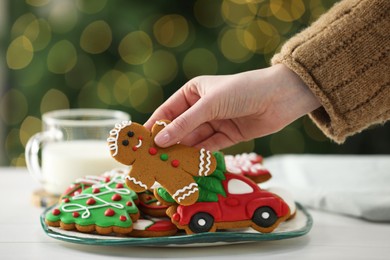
1, 0, 389, 166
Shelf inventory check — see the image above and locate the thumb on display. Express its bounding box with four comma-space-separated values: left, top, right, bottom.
154, 99, 210, 147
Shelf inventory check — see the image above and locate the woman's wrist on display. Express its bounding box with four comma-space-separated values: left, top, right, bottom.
268, 64, 321, 124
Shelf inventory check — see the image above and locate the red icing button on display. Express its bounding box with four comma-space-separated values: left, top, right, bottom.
92, 188, 100, 194
148, 147, 158, 155
116, 183, 124, 188
126, 201, 133, 206
73, 212, 80, 218
132, 146, 138, 151
138, 136, 143, 140
105, 177, 111, 183
86, 198, 96, 205
172, 213, 180, 222
52, 208, 61, 216
63, 198, 70, 203
105, 208, 115, 217
171, 160, 180, 168
119, 215, 127, 222
112, 194, 122, 201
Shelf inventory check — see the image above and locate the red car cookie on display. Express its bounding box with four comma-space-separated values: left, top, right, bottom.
165, 173, 290, 234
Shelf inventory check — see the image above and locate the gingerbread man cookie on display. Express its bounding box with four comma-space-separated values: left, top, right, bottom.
107, 120, 217, 206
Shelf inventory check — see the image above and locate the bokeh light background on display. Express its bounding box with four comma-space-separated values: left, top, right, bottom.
1, 0, 389, 166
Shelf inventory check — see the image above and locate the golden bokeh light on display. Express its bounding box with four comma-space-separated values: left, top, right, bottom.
19, 116, 42, 147
153, 14, 189, 48
11, 13, 36, 39
193, 0, 224, 28
183, 48, 218, 79
48, 1, 78, 34
0, 89, 28, 125
129, 79, 164, 114
76, 0, 107, 14
11, 15, 51, 51
143, 50, 178, 85
11, 154, 27, 167
6, 36, 34, 70
113, 72, 131, 105
40, 89, 70, 114
118, 31, 153, 65
245, 19, 280, 54
26, 19, 52, 51
221, 0, 256, 26
219, 28, 253, 62
80, 20, 112, 54
47, 40, 77, 74
97, 70, 123, 105
270, 0, 305, 22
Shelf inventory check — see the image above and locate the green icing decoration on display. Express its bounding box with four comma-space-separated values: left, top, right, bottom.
157, 187, 175, 203
160, 153, 168, 161
45, 173, 139, 228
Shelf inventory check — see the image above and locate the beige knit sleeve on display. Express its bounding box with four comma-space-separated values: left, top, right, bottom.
271, 0, 390, 143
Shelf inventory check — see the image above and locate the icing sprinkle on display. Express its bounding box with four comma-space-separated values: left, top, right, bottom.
107, 121, 132, 157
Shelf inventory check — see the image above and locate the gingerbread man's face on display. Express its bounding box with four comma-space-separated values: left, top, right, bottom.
107, 121, 151, 165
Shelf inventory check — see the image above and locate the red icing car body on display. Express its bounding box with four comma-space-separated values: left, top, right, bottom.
171, 173, 290, 234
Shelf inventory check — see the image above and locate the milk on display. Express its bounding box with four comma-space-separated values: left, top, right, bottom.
42, 140, 123, 195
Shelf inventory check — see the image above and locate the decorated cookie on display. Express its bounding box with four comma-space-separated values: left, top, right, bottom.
107, 120, 217, 206
158, 172, 291, 235
129, 215, 177, 237
225, 153, 271, 183
45, 172, 140, 235
138, 190, 169, 217
61, 168, 129, 199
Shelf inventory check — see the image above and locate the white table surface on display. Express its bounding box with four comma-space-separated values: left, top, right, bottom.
1, 167, 390, 260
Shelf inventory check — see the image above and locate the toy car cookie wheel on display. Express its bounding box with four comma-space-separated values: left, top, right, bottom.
252, 206, 277, 228
188, 212, 214, 233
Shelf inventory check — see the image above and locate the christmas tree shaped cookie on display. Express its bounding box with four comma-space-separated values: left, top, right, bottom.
45, 172, 140, 235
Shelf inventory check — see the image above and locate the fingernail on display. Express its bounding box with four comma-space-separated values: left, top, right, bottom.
155, 131, 170, 146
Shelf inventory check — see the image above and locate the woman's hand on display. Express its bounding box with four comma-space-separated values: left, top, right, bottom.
144, 64, 321, 151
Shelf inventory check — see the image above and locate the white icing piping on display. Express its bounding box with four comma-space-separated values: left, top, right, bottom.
107, 121, 132, 157
172, 183, 198, 202
135, 138, 143, 149
155, 120, 168, 127
61, 173, 131, 219
125, 175, 148, 189
198, 148, 212, 176
175, 186, 199, 203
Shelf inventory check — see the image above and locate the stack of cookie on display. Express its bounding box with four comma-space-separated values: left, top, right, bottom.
45, 120, 296, 237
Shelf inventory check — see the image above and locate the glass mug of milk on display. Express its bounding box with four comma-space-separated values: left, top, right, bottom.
25, 109, 129, 195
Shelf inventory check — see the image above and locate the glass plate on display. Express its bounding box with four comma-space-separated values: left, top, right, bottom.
40, 203, 312, 247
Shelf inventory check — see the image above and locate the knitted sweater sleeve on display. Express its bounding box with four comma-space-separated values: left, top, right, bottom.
271, 0, 390, 143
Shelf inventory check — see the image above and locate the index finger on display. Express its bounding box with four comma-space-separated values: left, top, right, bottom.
144, 84, 200, 129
